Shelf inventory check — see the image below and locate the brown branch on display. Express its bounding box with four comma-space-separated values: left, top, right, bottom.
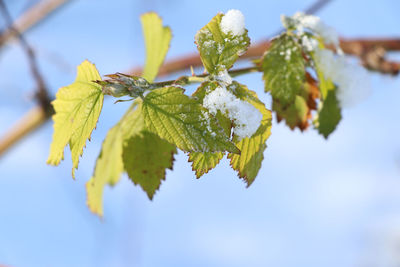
0, 0, 72, 47
1, 37, 399, 158
339, 37, 400, 55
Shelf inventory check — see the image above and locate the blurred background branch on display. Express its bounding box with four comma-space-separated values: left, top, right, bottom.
139, 38, 400, 77
0, 0, 72, 156
0, 0, 71, 46
0, 0, 51, 109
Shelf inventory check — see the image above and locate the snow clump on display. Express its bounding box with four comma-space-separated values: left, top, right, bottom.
220, 9, 245, 36
314, 48, 371, 108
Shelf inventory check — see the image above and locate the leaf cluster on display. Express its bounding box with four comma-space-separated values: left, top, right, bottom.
47, 10, 359, 216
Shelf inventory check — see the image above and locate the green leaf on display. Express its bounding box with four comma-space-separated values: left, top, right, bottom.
47, 60, 104, 177
192, 81, 233, 135
273, 73, 319, 130
311, 46, 342, 138
87, 101, 176, 215
142, 86, 239, 154
86, 123, 124, 217
262, 33, 306, 106
86, 10, 172, 214
273, 95, 308, 129
187, 82, 232, 177
228, 85, 272, 186
141, 12, 172, 82
121, 101, 177, 199
316, 87, 342, 138
123, 130, 176, 199
188, 152, 224, 178
195, 13, 250, 74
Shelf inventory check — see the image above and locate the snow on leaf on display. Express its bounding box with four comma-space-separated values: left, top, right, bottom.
313, 48, 371, 108
262, 33, 306, 107
188, 82, 232, 178
142, 86, 239, 154
227, 85, 272, 186
47, 60, 103, 178
195, 12, 250, 74
220, 9, 246, 36
203, 82, 262, 140
141, 12, 172, 82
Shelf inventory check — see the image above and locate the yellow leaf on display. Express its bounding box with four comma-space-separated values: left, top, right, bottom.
141, 12, 172, 82
47, 60, 103, 177
228, 85, 272, 186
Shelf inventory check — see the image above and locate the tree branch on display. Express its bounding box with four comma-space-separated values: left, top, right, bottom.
0, 0, 399, 158
1, 37, 398, 158
130, 38, 399, 77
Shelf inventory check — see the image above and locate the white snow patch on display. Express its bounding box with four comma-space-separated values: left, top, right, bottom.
314, 48, 371, 108
301, 35, 318, 51
203, 86, 262, 139
220, 9, 245, 36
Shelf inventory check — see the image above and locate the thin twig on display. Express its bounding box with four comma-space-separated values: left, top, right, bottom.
0, 0, 52, 113
0, 0, 72, 47
129, 38, 400, 77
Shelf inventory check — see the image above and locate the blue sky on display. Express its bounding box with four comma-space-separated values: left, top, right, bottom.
0, 0, 400, 266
